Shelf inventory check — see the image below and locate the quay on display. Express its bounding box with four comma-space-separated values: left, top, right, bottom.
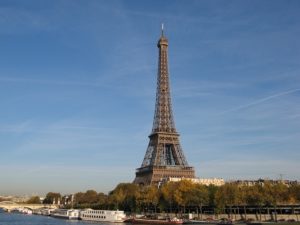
0, 201, 57, 212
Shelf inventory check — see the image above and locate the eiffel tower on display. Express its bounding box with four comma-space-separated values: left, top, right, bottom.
134, 26, 195, 186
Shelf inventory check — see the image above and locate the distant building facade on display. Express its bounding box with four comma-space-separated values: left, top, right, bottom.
166, 177, 225, 186
163, 178, 300, 187
228, 178, 300, 187
0, 195, 30, 203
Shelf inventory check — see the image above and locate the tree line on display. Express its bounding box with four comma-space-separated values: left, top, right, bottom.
41, 180, 300, 215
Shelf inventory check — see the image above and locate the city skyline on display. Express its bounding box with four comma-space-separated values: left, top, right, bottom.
0, 0, 300, 195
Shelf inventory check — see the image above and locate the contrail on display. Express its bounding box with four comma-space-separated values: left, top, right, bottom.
219, 88, 300, 115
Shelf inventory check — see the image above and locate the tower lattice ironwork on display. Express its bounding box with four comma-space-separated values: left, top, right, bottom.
134, 26, 195, 186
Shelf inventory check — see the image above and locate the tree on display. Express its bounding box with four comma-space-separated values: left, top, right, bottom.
191, 184, 209, 219
145, 185, 160, 213
289, 184, 300, 204
110, 187, 126, 209
109, 183, 139, 211
97, 192, 108, 208
161, 181, 179, 213
264, 182, 288, 221
43, 192, 61, 204
215, 183, 239, 218
74, 192, 85, 206
0, 197, 11, 202
84, 190, 99, 204
174, 180, 194, 214
73, 191, 108, 209
135, 185, 159, 213
272, 183, 288, 205
207, 184, 219, 208
26, 196, 41, 204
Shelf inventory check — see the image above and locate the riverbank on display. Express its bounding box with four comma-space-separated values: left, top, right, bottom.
157, 213, 300, 223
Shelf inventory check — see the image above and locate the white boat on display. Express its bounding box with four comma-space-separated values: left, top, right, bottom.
21, 208, 33, 215
40, 208, 55, 216
80, 209, 127, 222
51, 209, 80, 220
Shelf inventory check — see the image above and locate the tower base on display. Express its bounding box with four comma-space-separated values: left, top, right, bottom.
133, 165, 195, 186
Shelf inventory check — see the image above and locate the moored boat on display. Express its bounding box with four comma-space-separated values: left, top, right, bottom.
126, 217, 183, 225
51, 209, 80, 220
184, 219, 219, 224
21, 208, 33, 215
40, 208, 55, 216
80, 209, 127, 222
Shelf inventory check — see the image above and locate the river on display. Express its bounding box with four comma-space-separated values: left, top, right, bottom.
0, 210, 123, 225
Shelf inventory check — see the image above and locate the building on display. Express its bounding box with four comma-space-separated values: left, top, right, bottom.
133, 26, 195, 186
229, 178, 300, 187
167, 177, 225, 186
0, 195, 30, 203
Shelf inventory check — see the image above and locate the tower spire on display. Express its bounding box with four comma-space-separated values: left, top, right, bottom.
161, 23, 164, 37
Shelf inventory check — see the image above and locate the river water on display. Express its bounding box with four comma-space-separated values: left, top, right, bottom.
0, 211, 123, 225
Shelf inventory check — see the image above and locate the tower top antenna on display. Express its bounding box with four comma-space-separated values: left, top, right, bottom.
161, 23, 164, 36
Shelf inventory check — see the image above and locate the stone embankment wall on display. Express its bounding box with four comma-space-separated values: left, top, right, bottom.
194, 213, 300, 222
159, 213, 300, 222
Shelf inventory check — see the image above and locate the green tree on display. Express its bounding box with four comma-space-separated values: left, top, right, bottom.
161, 181, 179, 213
143, 185, 160, 213
26, 196, 41, 204
74, 192, 85, 206
97, 192, 108, 208
110, 187, 126, 209
109, 183, 139, 211
84, 190, 99, 204
191, 184, 209, 219
43, 192, 61, 204
215, 183, 239, 218
207, 184, 219, 208
73, 191, 108, 209
264, 182, 289, 221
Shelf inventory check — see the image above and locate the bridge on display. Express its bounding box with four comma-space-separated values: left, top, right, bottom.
0, 201, 58, 211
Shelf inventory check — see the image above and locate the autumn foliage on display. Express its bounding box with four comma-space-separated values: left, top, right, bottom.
46, 181, 300, 213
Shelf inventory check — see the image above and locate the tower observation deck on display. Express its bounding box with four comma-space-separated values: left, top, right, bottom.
133, 26, 195, 186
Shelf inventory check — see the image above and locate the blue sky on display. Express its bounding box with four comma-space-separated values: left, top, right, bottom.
0, 0, 299, 196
